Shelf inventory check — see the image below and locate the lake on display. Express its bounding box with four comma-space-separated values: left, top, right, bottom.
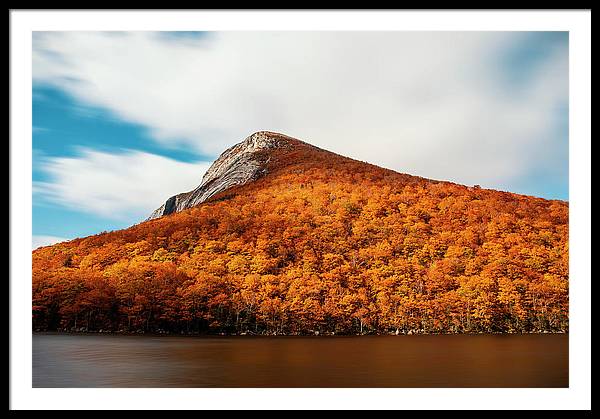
32, 333, 568, 387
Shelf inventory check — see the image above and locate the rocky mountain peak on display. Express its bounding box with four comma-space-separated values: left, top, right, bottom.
241, 130, 290, 150
147, 131, 301, 220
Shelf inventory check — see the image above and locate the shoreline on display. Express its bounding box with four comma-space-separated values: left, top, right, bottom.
32, 330, 568, 338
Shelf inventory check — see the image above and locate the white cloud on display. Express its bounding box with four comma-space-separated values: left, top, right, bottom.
34, 149, 211, 220
32, 235, 68, 250
32, 31, 568, 193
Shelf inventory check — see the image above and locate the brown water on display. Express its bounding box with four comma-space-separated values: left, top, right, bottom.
32, 333, 568, 387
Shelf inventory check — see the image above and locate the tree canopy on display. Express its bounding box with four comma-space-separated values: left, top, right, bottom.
32, 145, 568, 335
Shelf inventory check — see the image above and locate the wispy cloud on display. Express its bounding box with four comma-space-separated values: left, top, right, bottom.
32, 235, 68, 250
32, 31, 568, 194
34, 148, 211, 219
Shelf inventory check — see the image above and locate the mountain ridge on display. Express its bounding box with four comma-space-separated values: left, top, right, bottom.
148, 131, 566, 223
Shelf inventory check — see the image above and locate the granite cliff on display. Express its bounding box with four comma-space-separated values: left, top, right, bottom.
147, 131, 311, 220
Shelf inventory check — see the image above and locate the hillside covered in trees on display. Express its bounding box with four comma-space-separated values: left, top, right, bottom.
32, 132, 569, 335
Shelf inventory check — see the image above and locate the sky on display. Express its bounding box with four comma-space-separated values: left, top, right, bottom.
32, 31, 569, 249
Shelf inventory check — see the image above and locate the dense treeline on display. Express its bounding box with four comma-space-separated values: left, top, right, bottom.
32, 144, 568, 335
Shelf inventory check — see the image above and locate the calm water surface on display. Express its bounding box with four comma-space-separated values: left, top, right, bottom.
33, 333, 568, 387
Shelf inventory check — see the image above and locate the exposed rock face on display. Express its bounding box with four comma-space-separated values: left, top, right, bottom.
147, 131, 297, 220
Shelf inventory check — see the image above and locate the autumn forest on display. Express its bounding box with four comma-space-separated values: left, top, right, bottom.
32, 139, 569, 335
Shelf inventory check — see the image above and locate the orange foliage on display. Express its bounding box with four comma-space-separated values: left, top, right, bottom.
32, 144, 568, 334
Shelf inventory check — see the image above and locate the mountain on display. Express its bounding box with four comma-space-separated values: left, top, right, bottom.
32, 131, 569, 335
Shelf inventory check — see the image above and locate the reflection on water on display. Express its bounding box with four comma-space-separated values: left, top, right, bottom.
32, 333, 568, 387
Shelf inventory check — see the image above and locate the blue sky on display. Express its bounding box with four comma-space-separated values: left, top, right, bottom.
32, 31, 568, 249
